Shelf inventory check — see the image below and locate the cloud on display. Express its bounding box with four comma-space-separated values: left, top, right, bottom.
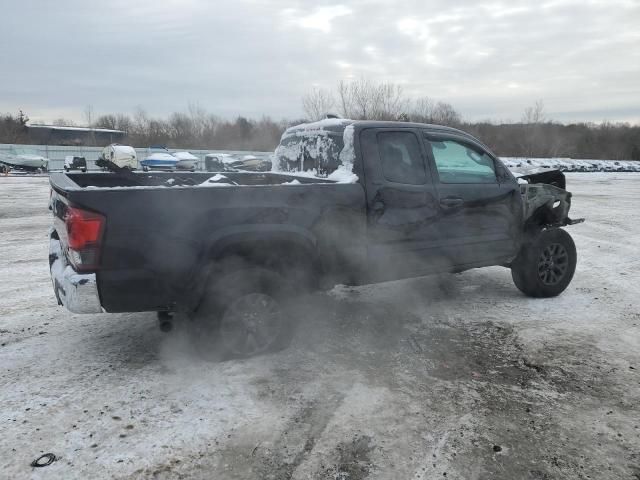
0, 0, 638, 124
283, 5, 352, 33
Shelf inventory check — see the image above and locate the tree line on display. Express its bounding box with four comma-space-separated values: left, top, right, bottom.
1, 80, 639, 160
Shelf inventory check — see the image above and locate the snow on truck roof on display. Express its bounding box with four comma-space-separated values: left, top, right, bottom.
281, 119, 470, 137
281, 118, 354, 138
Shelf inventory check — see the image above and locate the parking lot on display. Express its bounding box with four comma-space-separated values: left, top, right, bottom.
1, 173, 639, 479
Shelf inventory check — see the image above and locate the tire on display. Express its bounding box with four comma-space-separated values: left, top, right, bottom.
192, 266, 294, 360
511, 228, 577, 298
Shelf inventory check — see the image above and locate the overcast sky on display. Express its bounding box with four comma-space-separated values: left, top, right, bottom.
1, 0, 639, 124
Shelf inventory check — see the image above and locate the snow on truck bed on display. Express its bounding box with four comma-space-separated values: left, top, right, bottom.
61, 171, 339, 191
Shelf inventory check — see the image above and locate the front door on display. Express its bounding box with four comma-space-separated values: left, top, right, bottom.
360, 128, 449, 281
422, 132, 522, 267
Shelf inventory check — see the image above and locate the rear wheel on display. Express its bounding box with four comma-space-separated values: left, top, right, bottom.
192, 266, 293, 360
511, 228, 577, 297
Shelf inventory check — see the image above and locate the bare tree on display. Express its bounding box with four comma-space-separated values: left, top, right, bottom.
337, 80, 356, 119
302, 88, 336, 121
0, 111, 29, 143
374, 82, 407, 120
411, 97, 435, 122
522, 99, 546, 124
82, 105, 96, 144
83, 105, 94, 127
431, 102, 461, 126
408, 97, 461, 126
188, 102, 207, 139
519, 100, 548, 156
115, 114, 132, 133
336, 78, 407, 120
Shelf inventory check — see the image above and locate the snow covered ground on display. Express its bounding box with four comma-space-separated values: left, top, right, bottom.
1, 174, 639, 479
501, 157, 640, 172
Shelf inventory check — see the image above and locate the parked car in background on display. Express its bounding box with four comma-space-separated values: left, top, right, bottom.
96, 144, 138, 170
141, 146, 179, 172
64, 156, 87, 172
233, 154, 272, 172
173, 151, 200, 171
0, 146, 49, 172
204, 153, 239, 172
203, 153, 272, 172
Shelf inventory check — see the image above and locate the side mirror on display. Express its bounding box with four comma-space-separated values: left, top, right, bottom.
495, 164, 510, 183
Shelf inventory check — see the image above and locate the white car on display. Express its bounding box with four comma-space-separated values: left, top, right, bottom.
173, 151, 200, 171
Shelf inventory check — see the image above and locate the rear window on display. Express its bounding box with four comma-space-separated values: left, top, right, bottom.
275, 132, 344, 176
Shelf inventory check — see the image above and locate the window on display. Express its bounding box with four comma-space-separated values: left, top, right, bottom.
275, 132, 344, 175
428, 139, 497, 184
378, 131, 426, 184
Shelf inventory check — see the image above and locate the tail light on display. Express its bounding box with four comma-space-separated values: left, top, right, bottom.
64, 206, 105, 271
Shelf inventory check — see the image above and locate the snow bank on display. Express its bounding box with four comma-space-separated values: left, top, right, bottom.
502, 157, 640, 173
198, 173, 235, 187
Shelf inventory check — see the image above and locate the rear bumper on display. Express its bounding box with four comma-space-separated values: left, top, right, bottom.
49, 232, 102, 314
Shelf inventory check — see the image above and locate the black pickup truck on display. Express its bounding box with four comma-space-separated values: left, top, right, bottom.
49, 120, 582, 358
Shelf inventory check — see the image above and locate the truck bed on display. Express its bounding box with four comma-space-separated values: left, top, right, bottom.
53, 171, 336, 190
49, 171, 366, 313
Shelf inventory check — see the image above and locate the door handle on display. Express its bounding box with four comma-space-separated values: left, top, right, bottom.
440, 196, 464, 209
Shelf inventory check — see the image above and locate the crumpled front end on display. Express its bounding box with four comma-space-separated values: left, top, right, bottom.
521, 182, 584, 228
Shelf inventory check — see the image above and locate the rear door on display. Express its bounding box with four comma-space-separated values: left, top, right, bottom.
422, 131, 522, 266
360, 127, 450, 281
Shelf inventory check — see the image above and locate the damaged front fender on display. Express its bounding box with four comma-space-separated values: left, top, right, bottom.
520, 170, 585, 229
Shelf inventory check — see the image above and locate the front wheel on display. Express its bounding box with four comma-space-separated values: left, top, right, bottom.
511, 228, 577, 298
192, 267, 293, 360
